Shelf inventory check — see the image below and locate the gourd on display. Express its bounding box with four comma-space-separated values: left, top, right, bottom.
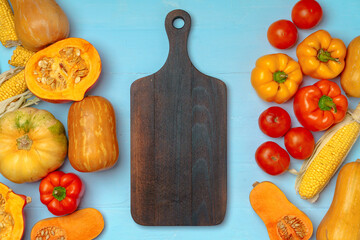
10, 0, 70, 51
25, 38, 102, 103
0, 107, 67, 183
31, 208, 104, 240
0, 182, 31, 240
316, 159, 360, 240
249, 181, 313, 240
68, 96, 119, 172
341, 36, 360, 97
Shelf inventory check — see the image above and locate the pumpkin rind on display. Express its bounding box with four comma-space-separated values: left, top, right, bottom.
0, 107, 67, 183
25, 38, 102, 103
341, 36, 360, 97
316, 160, 360, 240
249, 181, 313, 240
0, 182, 31, 240
68, 96, 119, 172
10, 0, 70, 51
30, 208, 104, 240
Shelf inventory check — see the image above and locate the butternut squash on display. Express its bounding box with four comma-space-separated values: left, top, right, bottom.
317, 159, 360, 240
249, 181, 313, 240
31, 208, 104, 240
341, 36, 360, 97
10, 0, 70, 51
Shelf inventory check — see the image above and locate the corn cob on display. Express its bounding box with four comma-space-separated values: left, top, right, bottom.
0, 69, 26, 101
0, 0, 19, 47
8, 46, 35, 67
0, 68, 40, 117
294, 104, 360, 203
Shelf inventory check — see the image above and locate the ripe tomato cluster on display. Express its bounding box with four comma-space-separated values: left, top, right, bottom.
267, 0, 323, 49
256, 107, 315, 176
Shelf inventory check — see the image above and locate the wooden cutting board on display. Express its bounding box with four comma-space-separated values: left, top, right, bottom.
130, 9, 227, 226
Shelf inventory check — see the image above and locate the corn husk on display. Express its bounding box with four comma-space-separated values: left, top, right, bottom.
291, 103, 360, 203
0, 67, 40, 117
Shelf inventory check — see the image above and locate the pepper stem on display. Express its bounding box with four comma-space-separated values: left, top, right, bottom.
318, 95, 337, 113
273, 71, 288, 83
317, 49, 340, 63
52, 186, 66, 201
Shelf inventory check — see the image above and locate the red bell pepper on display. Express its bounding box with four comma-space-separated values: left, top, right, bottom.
39, 171, 84, 216
294, 79, 348, 132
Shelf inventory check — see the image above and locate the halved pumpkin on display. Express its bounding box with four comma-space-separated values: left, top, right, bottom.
0, 182, 31, 240
25, 38, 101, 103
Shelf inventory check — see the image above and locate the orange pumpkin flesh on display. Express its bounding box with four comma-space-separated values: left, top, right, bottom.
31, 208, 104, 240
68, 96, 119, 172
249, 181, 313, 240
25, 38, 101, 103
0, 182, 31, 240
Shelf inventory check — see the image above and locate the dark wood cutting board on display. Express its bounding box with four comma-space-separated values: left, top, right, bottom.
130, 9, 227, 226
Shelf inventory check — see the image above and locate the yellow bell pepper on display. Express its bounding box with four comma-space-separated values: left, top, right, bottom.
251, 53, 303, 104
296, 30, 346, 80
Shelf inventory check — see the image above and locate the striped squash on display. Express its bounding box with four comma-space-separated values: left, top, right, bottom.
68, 96, 119, 172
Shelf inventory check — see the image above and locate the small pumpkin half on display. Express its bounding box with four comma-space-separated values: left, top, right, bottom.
25, 38, 101, 103
0, 182, 31, 240
249, 181, 313, 240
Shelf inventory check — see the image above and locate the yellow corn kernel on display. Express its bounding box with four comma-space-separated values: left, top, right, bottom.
0, 70, 26, 101
298, 121, 360, 199
8, 46, 35, 67
0, 0, 18, 47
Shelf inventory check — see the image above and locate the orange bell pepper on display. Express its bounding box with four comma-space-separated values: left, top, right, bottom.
251, 53, 303, 104
296, 30, 346, 79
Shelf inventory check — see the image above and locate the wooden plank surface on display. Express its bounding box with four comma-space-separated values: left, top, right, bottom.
131, 10, 227, 226
0, 0, 358, 239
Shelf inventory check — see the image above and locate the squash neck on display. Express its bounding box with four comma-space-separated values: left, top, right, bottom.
16, 135, 33, 150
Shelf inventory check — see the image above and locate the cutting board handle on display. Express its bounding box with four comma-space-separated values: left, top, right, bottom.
164, 9, 191, 63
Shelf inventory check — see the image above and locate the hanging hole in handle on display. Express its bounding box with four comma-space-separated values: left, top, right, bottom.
173, 17, 185, 29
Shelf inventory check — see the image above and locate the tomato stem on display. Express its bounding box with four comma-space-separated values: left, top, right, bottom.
273, 71, 288, 83
317, 49, 340, 63
318, 95, 337, 113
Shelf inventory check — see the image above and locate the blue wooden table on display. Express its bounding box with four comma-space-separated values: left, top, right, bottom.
1, 0, 359, 239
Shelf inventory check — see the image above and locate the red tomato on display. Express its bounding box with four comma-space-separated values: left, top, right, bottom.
284, 127, 315, 160
258, 106, 291, 138
267, 20, 298, 49
292, 0, 323, 29
255, 141, 290, 175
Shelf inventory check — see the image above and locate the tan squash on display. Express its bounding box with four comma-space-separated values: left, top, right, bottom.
10, 0, 70, 51
31, 208, 104, 240
68, 96, 119, 172
317, 159, 360, 240
249, 181, 313, 240
341, 36, 360, 97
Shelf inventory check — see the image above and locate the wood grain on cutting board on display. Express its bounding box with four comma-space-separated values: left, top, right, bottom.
131, 10, 227, 226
